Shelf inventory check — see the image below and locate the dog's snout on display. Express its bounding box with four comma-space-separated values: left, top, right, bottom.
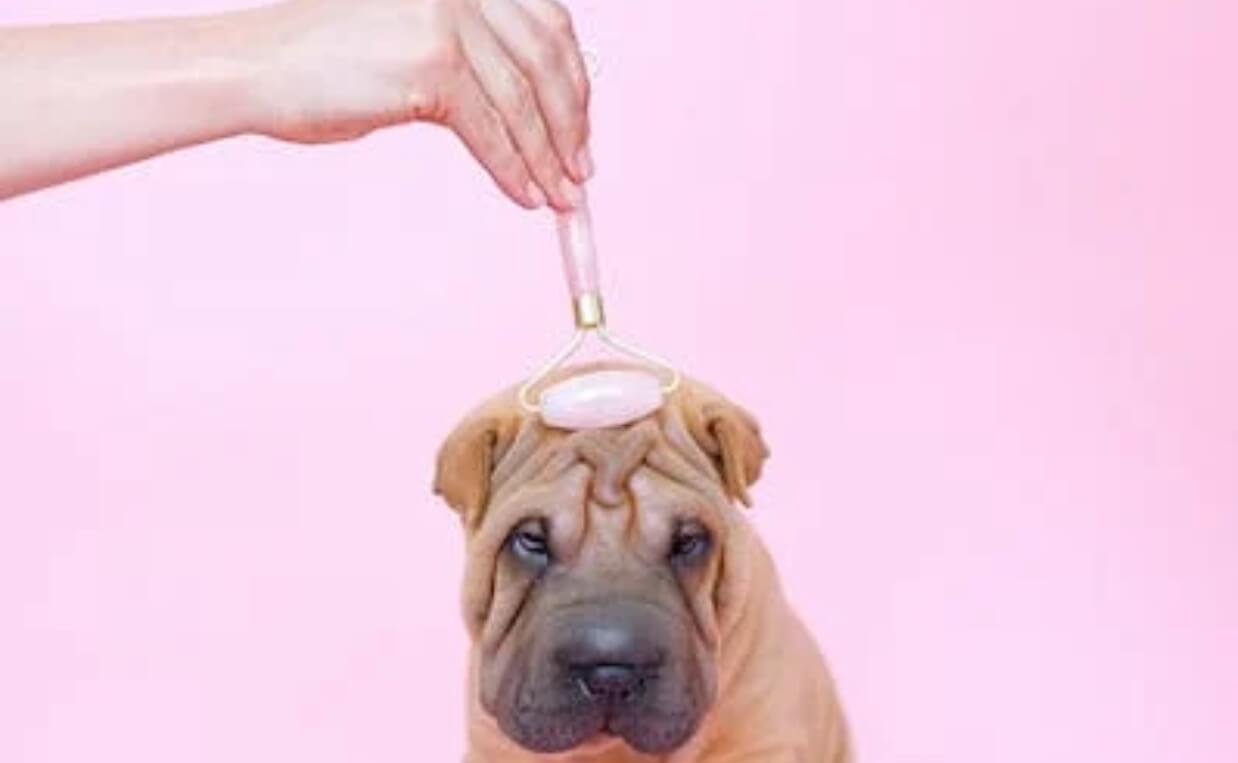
555, 620, 665, 672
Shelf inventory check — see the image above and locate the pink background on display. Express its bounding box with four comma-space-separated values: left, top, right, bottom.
2, 1, 1236, 761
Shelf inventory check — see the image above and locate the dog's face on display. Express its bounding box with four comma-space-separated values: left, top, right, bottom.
434, 374, 768, 755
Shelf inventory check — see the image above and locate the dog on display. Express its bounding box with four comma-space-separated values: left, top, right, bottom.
433, 368, 851, 762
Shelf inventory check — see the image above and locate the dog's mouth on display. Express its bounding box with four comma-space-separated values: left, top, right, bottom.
500, 677, 706, 755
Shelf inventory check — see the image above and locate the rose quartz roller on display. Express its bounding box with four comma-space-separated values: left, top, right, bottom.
518, 193, 680, 430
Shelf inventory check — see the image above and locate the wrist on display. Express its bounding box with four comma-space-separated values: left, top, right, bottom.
187, 6, 286, 139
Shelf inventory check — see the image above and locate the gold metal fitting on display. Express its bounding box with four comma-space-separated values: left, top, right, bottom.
573, 293, 606, 329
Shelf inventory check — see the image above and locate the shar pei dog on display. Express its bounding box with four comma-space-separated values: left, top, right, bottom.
433, 367, 851, 762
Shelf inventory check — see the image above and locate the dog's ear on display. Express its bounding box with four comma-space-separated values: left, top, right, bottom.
433, 406, 523, 530
681, 387, 770, 507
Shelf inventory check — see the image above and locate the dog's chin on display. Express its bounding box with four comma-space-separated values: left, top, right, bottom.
549, 734, 625, 759
606, 710, 703, 755
498, 700, 703, 757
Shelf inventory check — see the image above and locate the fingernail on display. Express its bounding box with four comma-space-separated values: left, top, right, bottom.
576, 145, 594, 179
527, 182, 547, 208
559, 177, 585, 207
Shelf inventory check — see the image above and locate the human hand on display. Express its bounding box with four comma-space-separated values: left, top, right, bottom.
251, 0, 592, 209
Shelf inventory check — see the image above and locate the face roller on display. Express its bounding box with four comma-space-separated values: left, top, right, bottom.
518, 193, 680, 430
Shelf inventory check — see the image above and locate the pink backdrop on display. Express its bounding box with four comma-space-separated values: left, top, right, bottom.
3, 1, 1236, 761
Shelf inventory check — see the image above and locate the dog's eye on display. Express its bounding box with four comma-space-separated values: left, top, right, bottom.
509, 521, 551, 565
670, 525, 711, 564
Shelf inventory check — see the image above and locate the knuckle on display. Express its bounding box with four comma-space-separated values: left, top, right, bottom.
495, 153, 527, 184
574, 66, 591, 103
570, 117, 589, 148
533, 144, 562, 178
409, 90, 451, 123
500, 154, 529, 184
483, 127, 518, 163
545, 2, 575, 36
481, 134, 525, 181
552, 102, 585, 145
531, 39, 564, 75
505, 79, 537, 121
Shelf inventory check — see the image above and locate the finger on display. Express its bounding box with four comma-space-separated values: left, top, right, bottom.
480, 0, 592, 180
457, 10, 582, 210
518, 0, 591, 102
446, 73, 546, 209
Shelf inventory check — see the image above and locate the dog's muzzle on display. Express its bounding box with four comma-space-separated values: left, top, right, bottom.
496, 599, 709, 755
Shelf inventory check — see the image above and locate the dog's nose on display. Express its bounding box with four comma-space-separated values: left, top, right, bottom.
556, 621, 664, 670
555, 620, 664, 703
578, 663, 642, 701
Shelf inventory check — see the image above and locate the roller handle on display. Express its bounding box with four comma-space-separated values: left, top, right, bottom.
557, 195, 601, 298
556, 192, 605, 328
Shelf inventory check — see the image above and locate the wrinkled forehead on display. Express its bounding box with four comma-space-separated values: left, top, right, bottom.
487, 413, 730, 515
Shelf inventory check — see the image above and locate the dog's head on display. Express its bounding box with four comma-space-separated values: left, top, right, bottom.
433, 370, 769, 755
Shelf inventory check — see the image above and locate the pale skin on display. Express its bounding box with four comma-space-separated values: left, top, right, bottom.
0, 0, 592, 207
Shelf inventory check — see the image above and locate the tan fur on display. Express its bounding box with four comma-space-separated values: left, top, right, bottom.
434, 369, 851, 762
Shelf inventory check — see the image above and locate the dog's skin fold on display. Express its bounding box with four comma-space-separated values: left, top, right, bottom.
434, 367, 851, 762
